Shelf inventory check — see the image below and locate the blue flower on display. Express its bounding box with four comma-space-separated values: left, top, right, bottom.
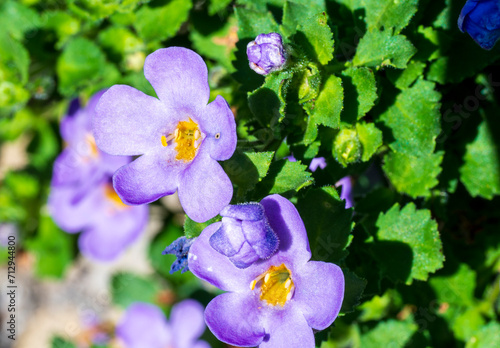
458, 0, 500, 50
163, 236, 195, 273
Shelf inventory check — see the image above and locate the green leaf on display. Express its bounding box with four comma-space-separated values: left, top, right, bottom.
68, 0, 141, 20
360, 319, 418, 348
355, 187, 397, 215
120, 70, 156, 96
303, 74, 343, 144
0, 106, 34, 139
379, 78, 441, 156
56, 38, 108, 97
111, 272, 162, 308
452, 307, 486, 341
466, 322, 500, 348
297, 186, 353, 263
0, 82, 29, 114
236, 0, 286, 11
243, 151, 276, 179
110, 11, 136, 25
190, 15, 237, 72
430, 263, 476, 310
51, 336, 76, 348
303, 115, 319, 145
341, 67, 377, 123
0, 31, 30, 85
0, 0, 40, 40
460, 121, 500, 199
282, 1, 333, 64
427, 39, 500, 85
359, 290, 395, 321
281, 0, 325, 37
134, 0, 192, 43
356, 122, 382, 162
25, 214, 74, 278
353, 29, 416, 69
0, 188, 25, 222
319, 321, 361, 348
296, 12, 334, 65
29, 117, 60, 170
234, 7, 279, 39
4, 172, 39, 199
386, 60, 426, 90
383, 151, 443, 198
333, 0, 363, 12
248, 70, 292, 127
98, 26, 143, 56
432, 0, 457, 30
223, 151, 275, 198
208, 0, 233, 15
184, 215, 221, 239
341, 270, 367, 314
253, 159, 313, 199
414, 25, 444, 62
361, 0, 418, 34
374, 203, 444, 284
43, 11, 81, 48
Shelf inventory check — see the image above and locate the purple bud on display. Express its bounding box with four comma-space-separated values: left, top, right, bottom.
209, 203, 279, 268
247, 33, 286, 75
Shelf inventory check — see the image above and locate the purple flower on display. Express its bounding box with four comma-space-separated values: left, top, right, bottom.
49, 93, 148, 261
209, 203, 279, 269
309, 157, 326, 172
188, 194, 344, 348
116, 301, 210, 348
94, 47, 237, 223
163, 236, 195, 274
52, 92, 125, 190
49, 177, 148, 261
286, 155, 326, 172
335, 176, 354, 209
247, 33, 287, 75
458, 0, 500, 50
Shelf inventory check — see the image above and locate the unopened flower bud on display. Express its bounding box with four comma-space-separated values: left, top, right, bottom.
333, 128, 362, 167
209, 203, 279, 269
246, 33, 287, 75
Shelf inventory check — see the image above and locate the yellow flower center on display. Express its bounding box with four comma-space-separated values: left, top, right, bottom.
161, 118, 202, 162
85, 133, 99, 159
104, 184, 129, 210
250, 264, 294, 307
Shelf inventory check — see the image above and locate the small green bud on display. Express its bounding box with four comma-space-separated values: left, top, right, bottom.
333, 128, 362, 167
297, 64, 321, 103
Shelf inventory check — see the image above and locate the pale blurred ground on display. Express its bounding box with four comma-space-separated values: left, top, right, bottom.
0, 203, 167, 348
0, 135, 30, 181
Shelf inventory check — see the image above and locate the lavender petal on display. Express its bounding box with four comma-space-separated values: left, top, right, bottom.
144, 47, 210, 112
